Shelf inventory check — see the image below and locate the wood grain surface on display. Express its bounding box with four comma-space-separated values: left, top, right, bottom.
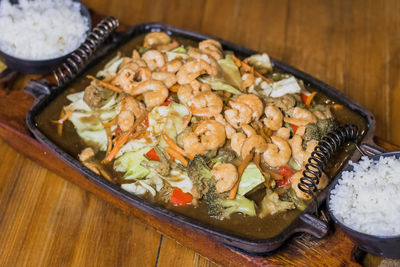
1, 0, 400, 266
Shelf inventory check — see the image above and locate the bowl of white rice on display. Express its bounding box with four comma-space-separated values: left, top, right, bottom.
0, 0, 91, 74
328, 152, 400, 259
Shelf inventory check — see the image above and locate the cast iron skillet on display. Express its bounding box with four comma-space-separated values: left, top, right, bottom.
25, 23, 386, 254
0, 0, 91, 75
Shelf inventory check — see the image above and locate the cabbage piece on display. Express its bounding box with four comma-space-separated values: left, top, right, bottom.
238, 163, 265, 196
164, 168, 193, 193
114, 147, 152, 180
270, 77, 301, 98
165, 46, 188, 61
66, 91, 120, 150
217, 54, 243, 90
198, 76, 242, 95
258, 189, 296, 217
121, 174, 163, 197
96, 55, 123, 78
148, 102, 190, 142
245, 53, 273, 74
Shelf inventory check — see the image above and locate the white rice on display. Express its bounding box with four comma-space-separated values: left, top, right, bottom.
0, 0, 89, 60
330, 156, 400, 236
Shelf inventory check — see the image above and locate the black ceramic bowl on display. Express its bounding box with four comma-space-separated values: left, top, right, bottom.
0, 0, 91, 75
327, 151, 400, 259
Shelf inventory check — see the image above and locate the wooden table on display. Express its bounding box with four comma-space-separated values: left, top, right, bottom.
1, 1, 400, 266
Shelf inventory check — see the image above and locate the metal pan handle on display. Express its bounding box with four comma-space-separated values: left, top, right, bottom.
53, 17, 119, 86
295, 213, 329, 239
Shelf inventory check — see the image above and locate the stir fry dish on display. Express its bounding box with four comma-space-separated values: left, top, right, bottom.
57, 31, 337, 221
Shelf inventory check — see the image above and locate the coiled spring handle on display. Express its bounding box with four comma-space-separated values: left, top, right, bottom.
53, 17, 119, 86
298, 124, 360, 196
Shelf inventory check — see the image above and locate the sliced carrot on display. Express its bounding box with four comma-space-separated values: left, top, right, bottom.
52, 108, 74, 136
228, 151, 253, 200
182, 112, 192, 131
165, 146, 188, 166
103, 116, 118, 128
162, 132, 193, 160
103, 112, 147, 163
103, 75, 116, 83
87, 75, 123, 93
231, 55, 242, 68
305, 91, 317, 107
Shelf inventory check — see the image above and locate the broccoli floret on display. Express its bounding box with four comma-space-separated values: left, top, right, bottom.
317, 118, 337, 136
211, 148, 236, 165
280, 188, 307, 211
304, 118, 337, 146
304, 123, 321, 144
187, 155, 213, 197
205, 184, 256, 220
258, 189, 296, 218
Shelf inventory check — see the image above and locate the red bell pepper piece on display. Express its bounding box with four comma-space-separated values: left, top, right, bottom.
277, 166, 294, 187
300, 93, 308, 104
290, 124, 298, 134
145, 148, 159, 161
171, 187, 193, 206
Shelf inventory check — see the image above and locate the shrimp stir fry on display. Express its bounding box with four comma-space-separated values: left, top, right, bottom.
62, 31, 339, 221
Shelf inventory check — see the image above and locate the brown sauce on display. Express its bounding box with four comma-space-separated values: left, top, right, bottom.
35, 34, 368, 239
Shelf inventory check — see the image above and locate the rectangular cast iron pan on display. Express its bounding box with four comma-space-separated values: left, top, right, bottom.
25, 23, 384, 254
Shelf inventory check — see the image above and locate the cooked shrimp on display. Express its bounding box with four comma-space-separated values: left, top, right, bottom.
135, 67, 152, 82
291, 170, 312, 200
177, 84, 195, 105
156, 40, 179, 51
130, 80, 168, 108
182, 132, 207, 157
117, 96, 145, 131
199, 39, 223, 60
190, 79, 211, 93
112, 63, 138, 92
118, 110, 135, 132
214, 114, 236, 139
144, 32, 171, 47
289, 135, 318, 166
296, 126, 306, 136
242, 72, 255, 89
224, 101, 252, 128
142, 50, 166, 71
121, 96, 145, 117
263, 105, 283, 131
152, 71, 177, 88
188, 47, 220, 76
183, 120, 226, 157
165, 58, 183, 73
212, 163, 238, 193
230, 132, 246, 156
236, 94, 263, 120
275, 127, 290, 140
263, 136, 291, 167
241, 135, 268, 159
241, 124, 256, 137
176, 60, 212, 84
190, 91, 223, 117
284, 107, 317, 126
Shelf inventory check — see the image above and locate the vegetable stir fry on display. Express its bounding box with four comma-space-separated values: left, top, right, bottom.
58, 32, 336, 220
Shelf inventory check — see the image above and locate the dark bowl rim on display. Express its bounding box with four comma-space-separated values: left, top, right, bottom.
327, 151, 400, 240
0, 0, 92, 63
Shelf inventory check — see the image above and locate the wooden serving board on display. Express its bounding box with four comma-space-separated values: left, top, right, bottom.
1, 19, 398, 267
